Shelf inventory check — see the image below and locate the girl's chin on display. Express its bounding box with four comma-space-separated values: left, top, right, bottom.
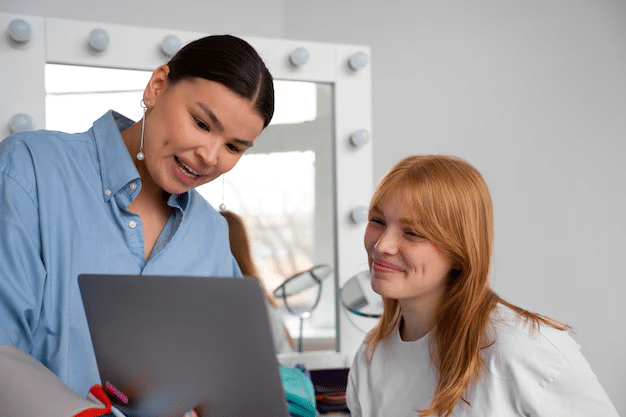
370, 278, 393, 298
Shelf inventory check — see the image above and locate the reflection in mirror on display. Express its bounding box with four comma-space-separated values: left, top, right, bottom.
274, 265, 333, 352
198, 82, 336, 351
341, 270, 383, 318
274, 265, 333, 300
45, 64, 337, 352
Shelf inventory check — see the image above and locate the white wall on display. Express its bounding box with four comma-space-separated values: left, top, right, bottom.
2, 0, 624, 414
284, 1, 626, 414
0, 0, 285, 38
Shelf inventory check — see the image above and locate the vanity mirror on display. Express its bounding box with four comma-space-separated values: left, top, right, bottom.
341, 270, 383, 319
0, 12, 373, 358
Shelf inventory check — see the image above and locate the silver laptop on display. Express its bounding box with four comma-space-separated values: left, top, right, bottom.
78, 274, 290, 417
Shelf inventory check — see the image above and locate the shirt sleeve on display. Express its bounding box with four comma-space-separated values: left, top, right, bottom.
531, 346, 620, 417
345, 347, 363, 417
0, 167, 46, 353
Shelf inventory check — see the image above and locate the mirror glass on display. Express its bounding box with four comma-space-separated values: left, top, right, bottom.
197, 82, 336, 351
340, 270, 383, 318
45, 64, 337, 351
273, 264, 333, 352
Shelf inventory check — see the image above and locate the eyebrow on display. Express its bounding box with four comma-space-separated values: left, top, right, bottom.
196, 102, 254, 149
197, 102, 223, 131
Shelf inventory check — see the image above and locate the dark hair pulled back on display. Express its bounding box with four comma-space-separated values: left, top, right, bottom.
167, 34, 274, 128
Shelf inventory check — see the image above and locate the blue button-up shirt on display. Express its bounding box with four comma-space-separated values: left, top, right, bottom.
0, 111, 241, 397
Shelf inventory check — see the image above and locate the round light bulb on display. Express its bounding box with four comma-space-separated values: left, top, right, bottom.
88, 28, 110, 52
350, 129, 370, 148
161, 35, 182, 57
289, 47, 310, 67
9, 113, 34, 133
348, 51, 369, 71
350, 206, 369, 224
8, 19, 32, 44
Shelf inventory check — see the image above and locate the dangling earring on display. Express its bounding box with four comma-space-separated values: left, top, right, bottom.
219, 175, 226, 211
137, 98, 149, 161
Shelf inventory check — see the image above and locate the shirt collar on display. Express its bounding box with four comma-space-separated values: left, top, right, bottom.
168, 192, 189, 211
92, 110, 190, 209
93, 111, 138, 200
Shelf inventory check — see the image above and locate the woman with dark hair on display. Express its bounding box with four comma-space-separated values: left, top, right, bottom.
0, 34, 274, 413
346, 155, 618, 417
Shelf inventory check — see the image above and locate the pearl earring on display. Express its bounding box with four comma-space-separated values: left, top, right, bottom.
219, 175, 226, 211
137, 98, 149, 161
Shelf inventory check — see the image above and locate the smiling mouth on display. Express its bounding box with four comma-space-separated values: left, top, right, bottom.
372, 260, 404, 273
175, 156, 203, 179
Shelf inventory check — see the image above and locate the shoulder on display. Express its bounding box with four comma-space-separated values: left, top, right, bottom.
1, 129, 94, 194
348, 340, 374, 394
478, 307, 619, 415
1, 129, 92, 170
0, 131, 48, 170
351, 341, 369, 366
183, 191, 230, 239
489, 304, 577, 358
1, 128, 91, 151
348, 340, 375, 383
482, 304, 579, 398
186, 191, 227, 224
0, 132, 51, 198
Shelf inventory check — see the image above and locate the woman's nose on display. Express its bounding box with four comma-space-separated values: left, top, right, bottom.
196, 138, 219, 166
374, 229, 398, 255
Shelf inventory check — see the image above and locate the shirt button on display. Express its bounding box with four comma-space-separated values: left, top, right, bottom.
104, 189, 112, 197
129, 182, 137, 191
128, 221, 137, 229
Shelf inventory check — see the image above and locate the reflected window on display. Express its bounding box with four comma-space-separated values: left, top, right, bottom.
196, 150, 335, 346
197, 151, 316, 290
45, 64, 150, 133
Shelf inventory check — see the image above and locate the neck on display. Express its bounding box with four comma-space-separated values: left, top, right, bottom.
121, 121, 143, 163
120, 121, 170, 206
398, 299, 439, 342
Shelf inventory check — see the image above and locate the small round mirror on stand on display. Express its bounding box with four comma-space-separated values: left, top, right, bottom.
340, 270, 383, 318
274, 264, 333, 352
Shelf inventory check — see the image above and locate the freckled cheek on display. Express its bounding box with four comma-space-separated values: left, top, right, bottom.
363, 228, 378, 253
399, 249, 422, 274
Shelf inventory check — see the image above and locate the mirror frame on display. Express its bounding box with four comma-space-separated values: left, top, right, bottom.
0, 12, 374, 358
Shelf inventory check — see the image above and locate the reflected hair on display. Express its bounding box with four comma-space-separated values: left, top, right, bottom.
221, 210, 277, 308
167, 34, 274, 128
363, 155, 569, 417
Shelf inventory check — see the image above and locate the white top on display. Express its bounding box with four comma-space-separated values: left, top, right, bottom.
346, 304, 619, 417
267, 304, 294, 354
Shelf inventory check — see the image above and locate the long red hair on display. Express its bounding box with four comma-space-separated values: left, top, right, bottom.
221, 210, 278, 308
363, 155, 569, 417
